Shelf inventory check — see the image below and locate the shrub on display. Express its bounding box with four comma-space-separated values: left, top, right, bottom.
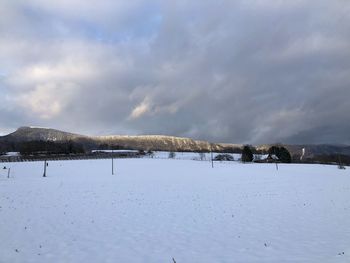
147, 150, 154, 158
338, 164, 346, 170
199, 152, 206, 161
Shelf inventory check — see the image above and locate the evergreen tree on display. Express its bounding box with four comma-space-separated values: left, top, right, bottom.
277, 146, 292, 163
267, 146, 292, 163
241, 145, 253, 162
268, 146, 279, 156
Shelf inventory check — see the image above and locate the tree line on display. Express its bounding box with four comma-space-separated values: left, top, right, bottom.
18, 140, 85, 155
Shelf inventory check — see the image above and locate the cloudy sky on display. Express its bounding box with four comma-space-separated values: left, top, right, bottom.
1, 0, 350, 144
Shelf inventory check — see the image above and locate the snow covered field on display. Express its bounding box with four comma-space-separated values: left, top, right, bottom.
0, 158, 349, 262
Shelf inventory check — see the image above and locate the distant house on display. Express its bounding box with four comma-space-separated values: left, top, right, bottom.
214, 154, 234, 161
255, 154, 280, 163
266, 154, 279, 162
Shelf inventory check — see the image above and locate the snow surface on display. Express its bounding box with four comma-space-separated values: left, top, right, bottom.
0, 159, 350, 262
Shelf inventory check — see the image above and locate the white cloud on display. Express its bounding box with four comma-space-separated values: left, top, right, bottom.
129, 97, 152, 119
15, 82, 79, 119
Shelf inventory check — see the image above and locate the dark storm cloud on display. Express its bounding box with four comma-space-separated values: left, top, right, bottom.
0, 0, 350, 143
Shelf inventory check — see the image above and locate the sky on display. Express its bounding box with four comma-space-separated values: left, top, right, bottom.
1, 0, 350, 144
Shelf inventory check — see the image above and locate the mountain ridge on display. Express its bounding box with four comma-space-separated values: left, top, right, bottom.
1, 127, 350, 158
0, 126, 241, 152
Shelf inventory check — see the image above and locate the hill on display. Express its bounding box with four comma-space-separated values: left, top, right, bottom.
0, 127, 240, 152
1, 127, 350, 160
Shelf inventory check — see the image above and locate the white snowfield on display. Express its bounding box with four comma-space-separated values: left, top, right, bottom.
0, 158, 349, 263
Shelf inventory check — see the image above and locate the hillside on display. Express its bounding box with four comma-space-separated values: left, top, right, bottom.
2, 126, 87, 142
1, 127, 350, 158
0, 127, 240, 152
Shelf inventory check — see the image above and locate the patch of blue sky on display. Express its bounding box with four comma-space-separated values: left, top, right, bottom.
20, 2, 163, 43
0, 71, 8, 77
82, 4, 163, 43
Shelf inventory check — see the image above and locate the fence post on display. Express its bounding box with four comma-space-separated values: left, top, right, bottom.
112, 149, 114, 175
43, 160, 47, 177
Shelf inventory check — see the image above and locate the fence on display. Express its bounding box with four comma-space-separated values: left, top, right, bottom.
0, 152, 142, 163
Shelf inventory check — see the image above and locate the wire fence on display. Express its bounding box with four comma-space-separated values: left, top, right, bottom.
0, 152, 143, 163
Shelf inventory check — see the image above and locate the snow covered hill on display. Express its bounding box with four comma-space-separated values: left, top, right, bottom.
0, 159, 349, 262
0, 127, 240, 152
2, 127, 350, 158
2, 126, 86, 142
